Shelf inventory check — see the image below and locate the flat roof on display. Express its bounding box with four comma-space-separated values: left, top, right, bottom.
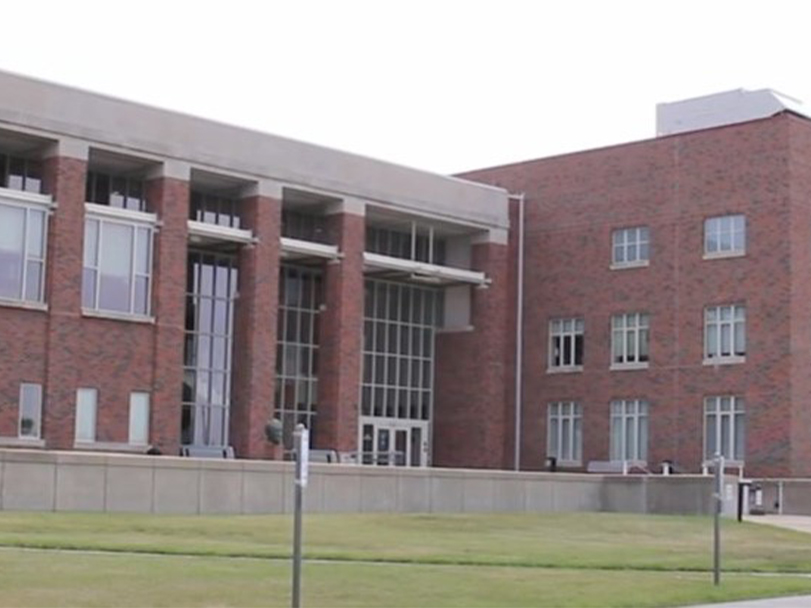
0, 69, 509, 231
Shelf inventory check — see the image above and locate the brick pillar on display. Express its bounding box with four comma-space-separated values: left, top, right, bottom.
434, 237, 511, 469
317, 208, 365, 452
146, 163, 190, 455
41, 140, 89, 449
231, 190, 281, 458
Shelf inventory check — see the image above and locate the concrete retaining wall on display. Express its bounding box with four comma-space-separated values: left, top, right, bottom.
0, 449, 721, 515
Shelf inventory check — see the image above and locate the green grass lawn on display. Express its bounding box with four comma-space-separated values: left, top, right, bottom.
0, 512, 810, 607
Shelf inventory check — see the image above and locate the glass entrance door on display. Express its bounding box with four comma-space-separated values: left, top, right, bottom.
360, 419, 428, 467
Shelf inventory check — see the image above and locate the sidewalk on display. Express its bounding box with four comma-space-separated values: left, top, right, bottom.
746, 514, 811, 535
686, 596, 811, 608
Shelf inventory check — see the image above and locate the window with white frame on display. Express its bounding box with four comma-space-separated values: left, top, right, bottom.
18, 383, 42, 439
129, 392, 150, 445
610, 399, 648, 462
612, 226, 649, 267
611, 313, 649, 367
75, 388, 98, 443
704, 214, 745, 257
549, 318, 584, 370
82, 212, 154, 316
705, 304, 746, 362
704, 396, 745, 461
0, 197, 48, 303
547, 401, 582, 464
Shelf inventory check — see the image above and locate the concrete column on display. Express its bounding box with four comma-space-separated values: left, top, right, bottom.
434, 235, 511, 469
317, 205, 365, 452
41, 140, 89, 449
230, 189, 281, 458
146, 162, 190, 455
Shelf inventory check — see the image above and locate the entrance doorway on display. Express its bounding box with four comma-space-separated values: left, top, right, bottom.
360, 418, 428, 466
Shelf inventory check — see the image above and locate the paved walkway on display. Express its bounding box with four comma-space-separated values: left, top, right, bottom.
746, 514, 811, 535
683, 515, 811, 607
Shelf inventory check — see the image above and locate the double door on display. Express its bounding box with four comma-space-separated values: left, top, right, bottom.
360, 418, 428, 467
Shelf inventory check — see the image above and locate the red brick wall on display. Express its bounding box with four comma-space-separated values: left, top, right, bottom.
434, 240, 512, 469
788, 116, 811, 476
317, 211, 365, 452
463, 115, 796, 477
41, 155, 87, 448
231, 195, 281, 458
0, 308, 47, 437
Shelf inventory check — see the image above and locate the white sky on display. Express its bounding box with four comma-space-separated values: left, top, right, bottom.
0, 0, 808, 174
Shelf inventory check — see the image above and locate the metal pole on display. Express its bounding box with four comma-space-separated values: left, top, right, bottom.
292, 424, 304, 608
713, 452, 723, 586
513, 193, 525, 471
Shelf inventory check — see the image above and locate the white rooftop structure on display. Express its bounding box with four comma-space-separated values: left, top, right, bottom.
656, 88, 811, 137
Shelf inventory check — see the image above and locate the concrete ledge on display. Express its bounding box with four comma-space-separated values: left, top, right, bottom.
0, 449, 724, 515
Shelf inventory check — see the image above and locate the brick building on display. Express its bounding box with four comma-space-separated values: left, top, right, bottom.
0, 72, 808, 477
464, 89, 811, 478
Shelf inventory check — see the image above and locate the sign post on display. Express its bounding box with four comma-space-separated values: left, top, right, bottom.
713, 452, 724, 586
292, 423, 309, 608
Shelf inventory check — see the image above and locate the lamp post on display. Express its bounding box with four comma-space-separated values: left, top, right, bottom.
713, 452, 724, 586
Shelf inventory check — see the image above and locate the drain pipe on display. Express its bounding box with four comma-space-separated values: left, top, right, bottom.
510, 192, 526, 471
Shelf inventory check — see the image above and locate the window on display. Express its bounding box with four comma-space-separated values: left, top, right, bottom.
83, 215, 154, 316
547, 401, 582, 464
75, 388, 98, 442
182, 252, 238, 448
0, 154, 42, 193
18, 383, 42, 439
612, 226, 649, 267
274, 265, 322, 450
129, 392, 150, 445
365, 225, 446, 265
281, 209, 327, 243
610, 399, 648, 462
704, 396, 745, 461
705, 214, 745, 257
611, 313, 649, 368
705, 304, 746, 363
86, 171, 146, 212
190, 191, 241, 229
0, 198, 48, 303
549, 318, 584, 370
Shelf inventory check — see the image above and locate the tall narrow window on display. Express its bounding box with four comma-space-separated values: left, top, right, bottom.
75, 388, 98, 443
182, 252, 238, 448
610, 399, 648, 462
705, 304, 746, 362
705, 214, 746, 257
0, 198, 48, 303
83, 216, 153, 316
704, 396, 745, 461
547, 401, 582, 464
18, 383, 42, 439
129, 392, 150, 445
611, 313, 650, 368
275, 265, 322, 450
549, 318, 584, 370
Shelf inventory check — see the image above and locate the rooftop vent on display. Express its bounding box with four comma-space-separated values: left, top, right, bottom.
656, 88, 811, 136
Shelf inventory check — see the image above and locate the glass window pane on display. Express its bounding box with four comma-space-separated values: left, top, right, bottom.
24, 260, 42, 302
98, 223, 133, 312
27, 210, 45, 259
19, 383, 42, 438
75, 388, 97, 442
129, 392, 150, 445
0, 204, 24, 299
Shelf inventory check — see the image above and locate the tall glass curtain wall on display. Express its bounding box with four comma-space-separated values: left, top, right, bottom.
182, 252, 238, 447
275, 265, 322, 451
361, 281, 441, 418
